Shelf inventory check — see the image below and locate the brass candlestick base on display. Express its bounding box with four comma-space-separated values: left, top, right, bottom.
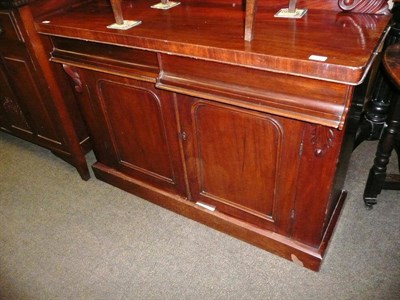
151, 1, 180, 10
274, 8, 307, 18
107, 20, 142, 30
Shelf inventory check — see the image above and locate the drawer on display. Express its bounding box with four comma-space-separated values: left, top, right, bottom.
157, 54, 351, 129
0, 11, 23, 43
51, 37, 159, 82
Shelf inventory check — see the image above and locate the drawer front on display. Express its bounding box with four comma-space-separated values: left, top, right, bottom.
0, 11, 23, 43
157, 54, 352, 129
51, 37, 159, 82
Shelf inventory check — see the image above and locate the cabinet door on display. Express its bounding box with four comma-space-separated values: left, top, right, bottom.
179, 97, 304, 235
79, 69, 187, 197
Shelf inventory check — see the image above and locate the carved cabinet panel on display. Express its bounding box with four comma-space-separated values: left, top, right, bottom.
0, 11, 31, 137
0, 62, 32, 134
178, 96, 304, 234
76, 69, 187, 196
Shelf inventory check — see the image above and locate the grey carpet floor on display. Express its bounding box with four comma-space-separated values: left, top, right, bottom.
0, 132, 399, 300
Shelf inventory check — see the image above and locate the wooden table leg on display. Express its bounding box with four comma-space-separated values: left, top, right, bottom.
364, 93, 400, 207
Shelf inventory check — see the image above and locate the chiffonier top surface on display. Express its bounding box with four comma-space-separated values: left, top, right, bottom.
35, 0, 391, 85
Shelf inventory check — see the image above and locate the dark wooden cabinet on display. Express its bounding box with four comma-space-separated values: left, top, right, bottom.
0, 1, 91, 179
34, 0, 391, 270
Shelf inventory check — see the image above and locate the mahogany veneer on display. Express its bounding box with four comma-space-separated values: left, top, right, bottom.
35, 0, 391, 271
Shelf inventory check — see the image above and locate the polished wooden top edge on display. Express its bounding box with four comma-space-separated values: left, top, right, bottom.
35, 25, 385, 86
34, 0, 392, 85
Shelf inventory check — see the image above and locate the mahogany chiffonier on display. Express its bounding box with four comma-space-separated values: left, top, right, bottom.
34, 0, 391, 270
0, 0, 91, 179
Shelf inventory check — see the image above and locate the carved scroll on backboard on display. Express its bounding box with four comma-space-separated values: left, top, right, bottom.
338, 0, 390, 14
244, 0, 391, 41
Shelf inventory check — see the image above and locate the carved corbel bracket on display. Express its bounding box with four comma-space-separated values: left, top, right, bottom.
338, 0, 391, 15
311, 125, 335, 157
63, 64, 83, 93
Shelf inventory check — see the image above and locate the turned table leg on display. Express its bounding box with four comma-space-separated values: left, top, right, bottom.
354, 25, 400, 149
363, 93, 400, 207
